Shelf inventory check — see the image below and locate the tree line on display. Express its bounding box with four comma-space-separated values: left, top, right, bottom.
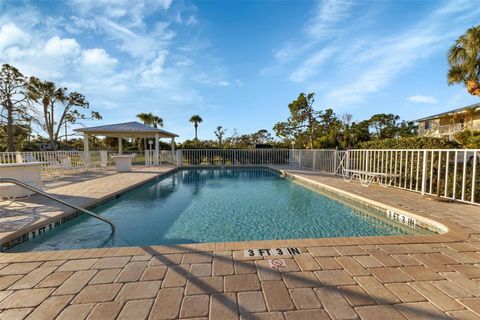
179, 92, 418, 150
0, 64, 101, 152
272, 92, 417, 149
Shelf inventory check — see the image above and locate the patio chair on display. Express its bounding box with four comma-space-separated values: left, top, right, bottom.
342, 169, 399, 187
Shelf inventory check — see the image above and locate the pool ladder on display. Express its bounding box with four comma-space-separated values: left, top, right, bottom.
0, 178, 115, 235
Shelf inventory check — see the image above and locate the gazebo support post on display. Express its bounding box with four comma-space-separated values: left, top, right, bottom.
154, 134, 160, 166
118, 138, 123, 155
171, 138, 175, 163
83, 133, 90, 165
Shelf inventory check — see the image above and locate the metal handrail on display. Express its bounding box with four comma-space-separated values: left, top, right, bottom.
0, 178, 115, 234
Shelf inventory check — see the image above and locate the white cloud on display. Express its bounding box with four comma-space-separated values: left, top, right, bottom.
0, 30, 83, 79
0, 22, 119, 80
80, 48, 118, 73
272, 44, 295, 62
0, 23, 30, 51
70, 0, 173, 27
43, 36, 80, 58
175, 12, 197, 26
289, 47, 336, 82
305, 0, 354, 38
67, 16, 98, 34
93, 18, 174, 60
140, 50, 169, 85
191, 71, 232, 88
262, 0, 355, 76
0, 0, 231, 134
160, 0, 173, 10
407, 95, 438, 104
217, 81, 230, 87
325, 31, 443, 104
65, 0, 177, 63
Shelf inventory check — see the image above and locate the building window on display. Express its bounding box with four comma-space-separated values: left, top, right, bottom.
424, 121, 432, 130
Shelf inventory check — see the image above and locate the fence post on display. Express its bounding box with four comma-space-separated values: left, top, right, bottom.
176, 150, 182, 166
345, 150, 350, 176
334, 149, 338, 174
421, 150, 427, 195
312, 150, 316, 170
364, 150, 369, 172
100, 150, 108, 167
472, 150, 477, 203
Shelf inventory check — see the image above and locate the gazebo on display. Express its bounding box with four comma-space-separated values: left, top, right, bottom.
74, 121, 179, 165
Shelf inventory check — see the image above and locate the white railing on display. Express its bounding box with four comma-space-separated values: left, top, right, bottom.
144, 150, 176, 166
439, 123, 464, 135
289, 149, 347, 174
290, 149, 479, 206
0, 150, 176, 173
177, 149, 290, 166
0, 150, 107, 170
2, 148, 478, 205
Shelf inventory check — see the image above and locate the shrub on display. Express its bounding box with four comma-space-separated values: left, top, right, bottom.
454, 130, 480, 149
356, 137, 462, 149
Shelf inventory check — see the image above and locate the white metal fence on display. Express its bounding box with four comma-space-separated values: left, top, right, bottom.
177, 149, 291, 166
290, 149, 480, 206
144, 150, 176, 166
2, 148, 478, 205
0, 150, 176, 173
289, 149, 347, 174
0, 151, 106, 170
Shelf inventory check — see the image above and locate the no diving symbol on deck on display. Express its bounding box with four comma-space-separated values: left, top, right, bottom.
269, 259, 287, 270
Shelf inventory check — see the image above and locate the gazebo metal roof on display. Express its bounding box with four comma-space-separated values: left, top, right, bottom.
74, 121, 178, 138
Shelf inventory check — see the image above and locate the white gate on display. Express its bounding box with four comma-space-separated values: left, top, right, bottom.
335, 150, 348, 175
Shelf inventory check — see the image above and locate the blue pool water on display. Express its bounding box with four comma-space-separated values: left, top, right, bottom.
11, 168, 428, 251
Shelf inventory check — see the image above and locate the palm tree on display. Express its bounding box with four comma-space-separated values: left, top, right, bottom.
136, 112, 164, 150
151, 115, 163, 128
447, 25, 480, 96
190, 115, 203, 140
136, 112, 163, 127
137, 112, 152, 124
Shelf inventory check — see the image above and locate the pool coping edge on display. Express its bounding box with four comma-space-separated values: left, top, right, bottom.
1, 165, 471, 253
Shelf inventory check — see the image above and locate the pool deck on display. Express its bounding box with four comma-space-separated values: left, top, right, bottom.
0, 165, 479, 319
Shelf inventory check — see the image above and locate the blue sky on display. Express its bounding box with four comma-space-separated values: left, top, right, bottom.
0, 0, 479, 141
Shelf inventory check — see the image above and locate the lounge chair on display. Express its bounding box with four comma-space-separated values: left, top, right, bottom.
342, 169, 399, 187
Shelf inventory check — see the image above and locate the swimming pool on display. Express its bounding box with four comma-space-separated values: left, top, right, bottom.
10, 168, 432, 251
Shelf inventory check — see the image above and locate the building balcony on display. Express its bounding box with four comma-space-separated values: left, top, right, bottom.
438, 123, 464, 135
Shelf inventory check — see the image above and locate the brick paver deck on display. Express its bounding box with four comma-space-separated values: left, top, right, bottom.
0, 165, 480, 319
0, 166, 176, 245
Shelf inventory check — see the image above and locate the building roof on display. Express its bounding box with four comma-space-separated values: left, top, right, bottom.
74, 121, 178, 138
416, 103, 480, 122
